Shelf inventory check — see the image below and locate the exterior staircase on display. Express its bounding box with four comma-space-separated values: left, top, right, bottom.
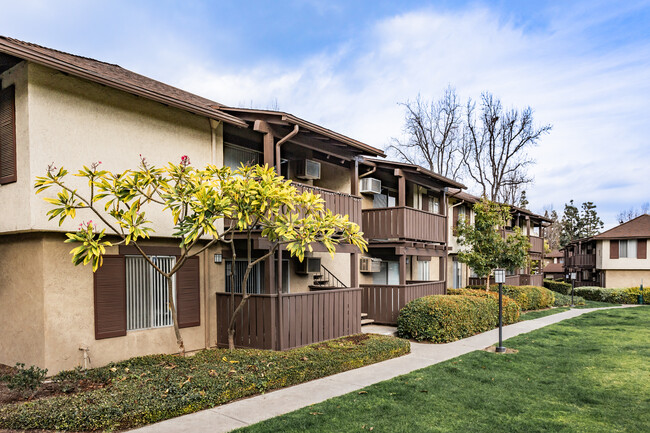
361, 312, 374, 326
308, 264, 347, 291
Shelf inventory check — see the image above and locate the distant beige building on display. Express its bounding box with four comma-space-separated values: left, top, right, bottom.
565, 214, 650, 287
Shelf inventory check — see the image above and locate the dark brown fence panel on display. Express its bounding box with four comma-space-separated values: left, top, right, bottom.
216, 293, 277, 350
361, 281, 446, 325
295, 183, 362, 226
362, 207, 445, 243
529, 236, 544, 253
279, 288, 361, 350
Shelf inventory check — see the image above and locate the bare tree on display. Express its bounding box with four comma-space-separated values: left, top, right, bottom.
389, 87, 463, 180
460, 93, 551, 202
617, 202, 650, 224
543, 208, 562, 250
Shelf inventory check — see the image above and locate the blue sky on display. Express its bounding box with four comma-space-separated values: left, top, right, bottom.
2, 0, 649, 228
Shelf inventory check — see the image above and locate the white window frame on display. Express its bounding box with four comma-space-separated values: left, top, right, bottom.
126, 255, 176, 331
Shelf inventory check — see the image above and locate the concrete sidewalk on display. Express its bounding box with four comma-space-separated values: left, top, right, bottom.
130, 305, 637, 433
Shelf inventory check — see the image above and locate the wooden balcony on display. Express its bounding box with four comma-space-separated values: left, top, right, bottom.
294, 183, 362, 226
502, 230, 544, 254
469, 274, 544, 287
216, 288, 361, 351
566, 254, 596, 268
362, 207, 446, 243
360, 281, 446, 325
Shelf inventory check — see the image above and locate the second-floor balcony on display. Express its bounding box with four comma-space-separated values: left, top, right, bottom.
566, 254, 596, 268
362, 206, 446, 244
294, 183, 362, 226
502, 229, 544, 254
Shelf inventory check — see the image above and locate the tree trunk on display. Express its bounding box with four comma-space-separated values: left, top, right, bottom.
228, 328, 235, 350
167, 275, 185, 355
485, 277, 490, 292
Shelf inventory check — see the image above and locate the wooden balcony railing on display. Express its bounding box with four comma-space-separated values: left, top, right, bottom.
361, 281, 446, 325
566, 254, 596, 268
362, 207, 446, 243
294, 183, 362, 226
216, 288, 361, 351
502, 230, 544, 254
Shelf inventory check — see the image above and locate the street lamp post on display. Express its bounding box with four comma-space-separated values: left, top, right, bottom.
495, 268, 506, 353
570, 272, 577, 307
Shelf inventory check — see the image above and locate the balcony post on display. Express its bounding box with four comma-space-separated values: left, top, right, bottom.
253, 120, 276, 168
399, 254, 407, 285
395, 169, 406, 207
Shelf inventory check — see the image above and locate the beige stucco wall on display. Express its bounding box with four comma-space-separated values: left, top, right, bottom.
0, 234, 46, 368
287, 252, 351, 293
446, 255, 470, 289
315, 161, 352, 195
447, 200, 474, 254
3, 62, 220, 236
598, 240, 650, 270
0, 62, 32, 234
603, 270, 650, 288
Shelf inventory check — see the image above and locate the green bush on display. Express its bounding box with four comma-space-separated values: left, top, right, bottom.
553, 293, 586, 307
397, 295, 501, 343
466, 284, 555, 311
544, 279, 572, 295
0, 335, 408, 431
3, 363, 48, 397
573, 286, 650, 304
448, 288, 521, 324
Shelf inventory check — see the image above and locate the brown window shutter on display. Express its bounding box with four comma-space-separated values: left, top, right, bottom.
610, 240, 619, 259
93, 255, 127, 339
176, 256, 201, 328
638, 239, 647, 259
452, 206, 460, 235
0, 85, 17, 185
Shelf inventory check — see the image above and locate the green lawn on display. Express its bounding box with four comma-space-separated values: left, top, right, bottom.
520, 301, 619, 321
238, 307, 650, 433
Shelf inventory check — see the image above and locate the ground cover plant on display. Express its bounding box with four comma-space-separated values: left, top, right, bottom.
238, 307, 650, 433
0, 334, 409, 431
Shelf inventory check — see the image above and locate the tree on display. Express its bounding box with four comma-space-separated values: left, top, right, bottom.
543, 208, 562, 250
456, 198, 530, 291
35, 158, 367, 352
389, 87, 463, 180
617, 202, 650, 224
460, 92, 552, 203
221, 164, 367, 349
559, 200, 604, 247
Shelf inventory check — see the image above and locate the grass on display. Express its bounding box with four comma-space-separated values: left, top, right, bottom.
238, 307, 650, 433
0, 334, 409, 431
520, 300, 619, 321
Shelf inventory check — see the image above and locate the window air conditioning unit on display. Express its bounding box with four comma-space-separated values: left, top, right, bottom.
295, 159, 321, 180
360, 177, 381, 195
360, 257, 382, 273
295, 257, 321, 274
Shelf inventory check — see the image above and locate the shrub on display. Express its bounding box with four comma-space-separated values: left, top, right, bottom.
448, 288, 520, 324
544, 279, 572, 295
4, 363, 48, 396
397, 295, 499, 343
553, 293, 586, 307
573, 286, 650, 304
466, 284, 555, 310
0, 334, 408, 431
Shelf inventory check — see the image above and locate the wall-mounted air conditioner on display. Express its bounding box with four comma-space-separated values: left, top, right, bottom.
360, 177, 381, 195
295, 257, 321, 274
295, 159, 321, 180
360, 257, 382, 273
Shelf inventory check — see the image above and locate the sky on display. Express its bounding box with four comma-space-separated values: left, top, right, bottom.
2, 0, 649, 228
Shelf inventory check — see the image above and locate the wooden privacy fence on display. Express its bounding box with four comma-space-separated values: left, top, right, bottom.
361, 281, 446, 325
216, 288, 361, 351
362, 207, 446, 243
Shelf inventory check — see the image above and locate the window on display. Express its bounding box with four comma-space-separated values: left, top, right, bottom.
373, 261, 400, 285
427, 196, 440, 214
417, 260, 430, 281
126, 256, 176, 331
0, 85, 17, 185
224, 143, 261, 170
619, 240, 637, 258
373, 188, 396, 208
225, 260, 263, 294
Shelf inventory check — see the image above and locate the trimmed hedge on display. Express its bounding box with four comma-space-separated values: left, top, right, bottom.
397, 295, 500, 343
0, 335, 409, 431
553, 292, 586, 307
448, 288, 521, 324
467, 285, 555, 311
544, 279, 572, 295
573, 286, 650, 304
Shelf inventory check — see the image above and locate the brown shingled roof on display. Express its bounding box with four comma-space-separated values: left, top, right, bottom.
594, 214, 650, 239
0, 36, 247, 127
546, 249, 564, 258
543, 262, 565, 273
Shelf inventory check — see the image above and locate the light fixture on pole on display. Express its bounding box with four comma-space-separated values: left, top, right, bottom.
570, 271, 577, 307
494, 268, 506, 353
